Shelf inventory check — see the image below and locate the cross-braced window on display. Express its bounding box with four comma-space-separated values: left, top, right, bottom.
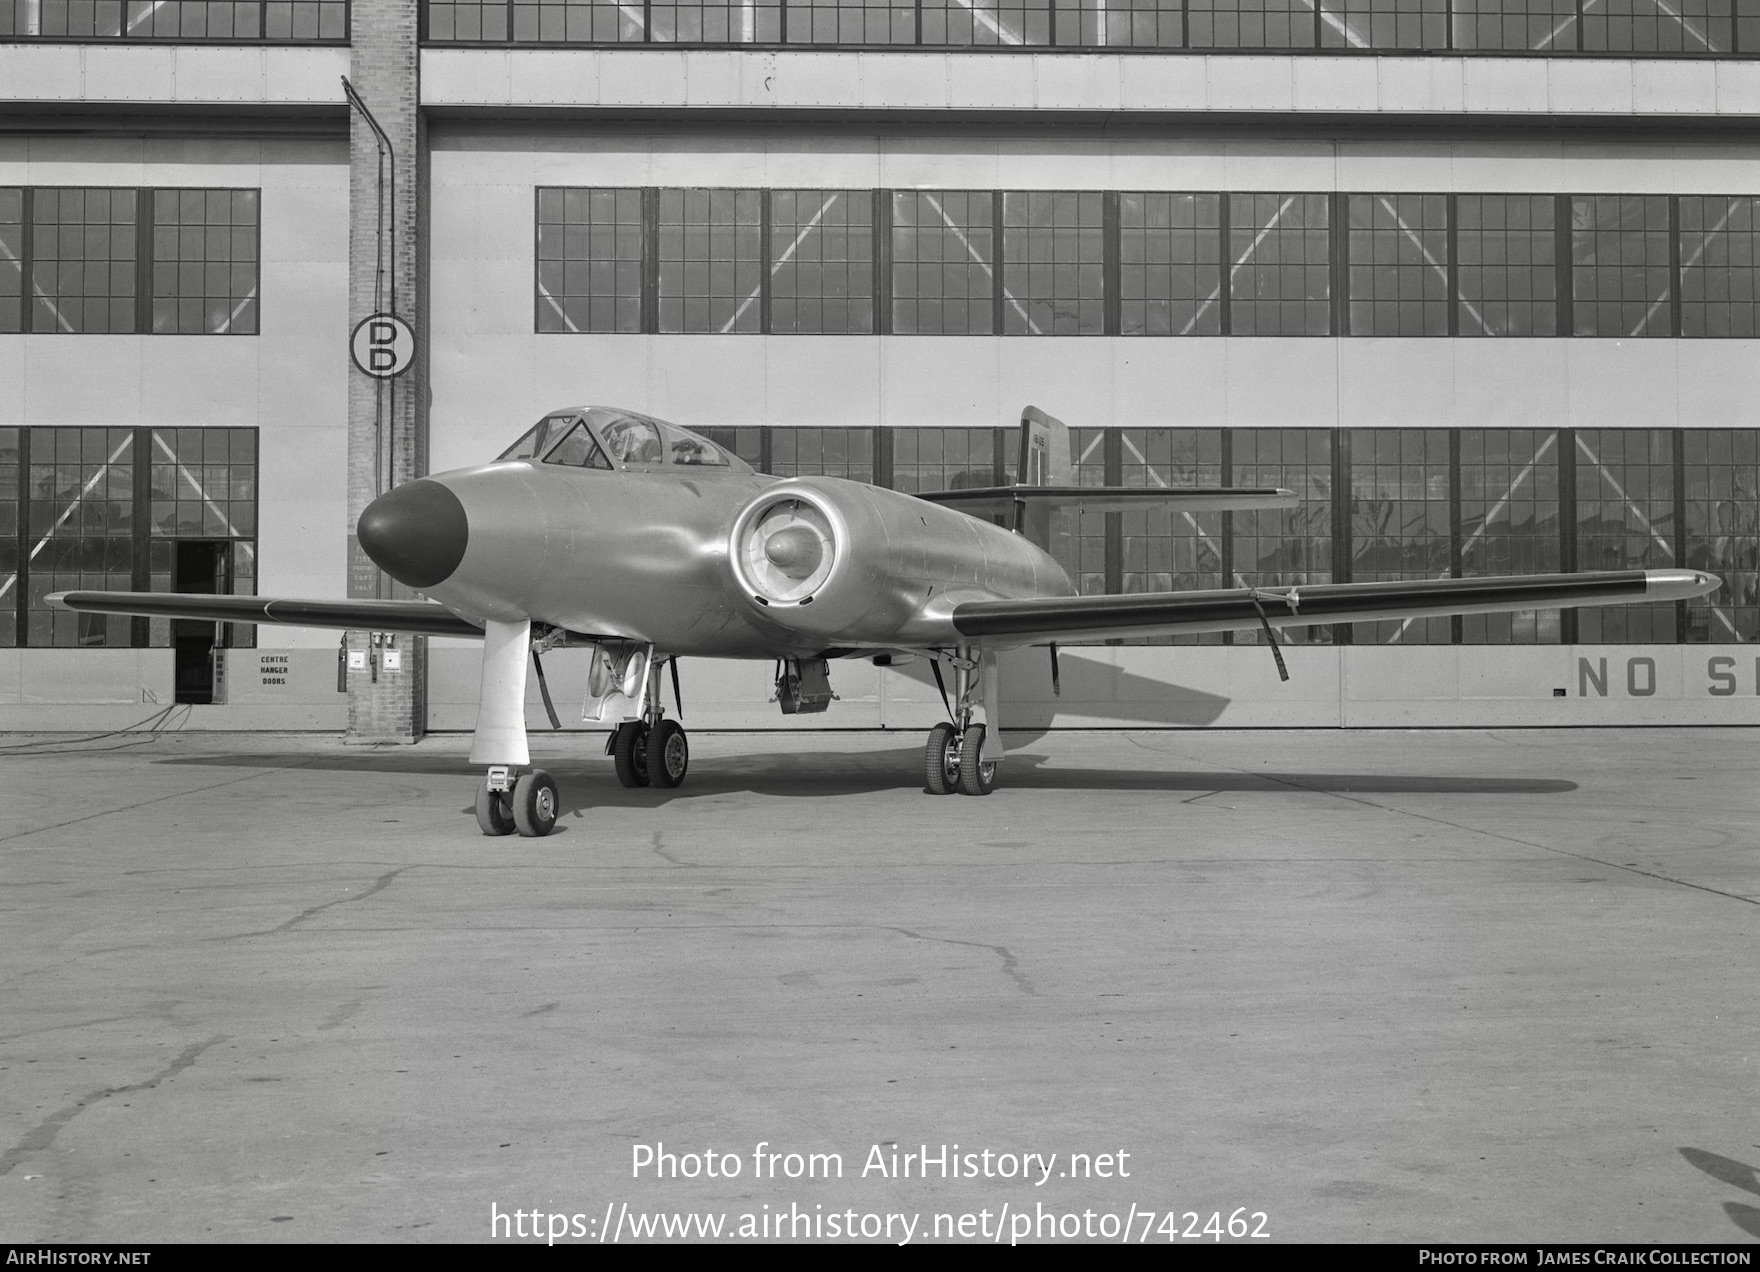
537, 187, 643, 333
1679, 196, 1760, 338
152, 189, 258, 335
1001, 191, 1104, 336
1573, 195, 1673, 338
1682, 430, 1759, 644
1350, 429, 1453, 644
786, 0, 914, 41
19, 428, 136, 647
1574, 429, 1677, 642
891, 192, 996, 335
1461, 429, 1560, 643
771, 428, 875, 481
1228, 193, 1330, 336
31, 188, 137, 335
1059, 0, 1184, 46
1233, 428, 1333, 644
1452, 0, 1576, 48
1321, 0, 1447, 48
770, 190, 874, 335
1348, 194, 1449, 336
1062, 427, 1108, 595
429, 0, 511, 39
892, 428, 996, 493
650, 0, 781, 40
658, 189, 762, 333
1455, 194, 1557, 337
922, 0, 1050, 44
1120, 428, 1226, 644
1188, 0, 1317, 47
1583, 0, 1732, 52
0, 188, 20, 334
512, 0, 645, 38
1120, 192, 1221, 336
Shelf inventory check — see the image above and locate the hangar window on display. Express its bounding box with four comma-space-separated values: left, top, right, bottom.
890, 191, 997, 335
921, 0, 1050, 43
1349, 429, 1454, 644
1002, 191, 1105, 336
0, 187, 260, 335
0, 0, 345, 38
1682, 430, 1760, 644
1118, 429, 1227, 645
650, 0, 781, 39
0, 189, 20, 334
892, 429, 999, 494
1572, 195, 1674, 338
1460, 429, 1561, 644
151, 189, 259, 335
658, 188, 763, 334
1188, 0, 1318, 47
1678, 196, 1760, 338
0, 427, 255, 651
785, 0, 915, 41
1323, 0, 1448, 47
1347, 194, 1450, 337
1451, 0, 1579, 49
769, 190, 875, 335
1064, 0, 1185, 46
1573, 429, 1677, 642
505, 0, 641, 39
1228, 193, 1331, 336
1232, 429, 1334, 645
1119, 192, 1222, 337
536, 187, 643, 333
1455, 194, 1558, 338
1583, 0, 1733, 52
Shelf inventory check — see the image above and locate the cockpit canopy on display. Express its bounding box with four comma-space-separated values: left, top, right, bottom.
496, 408, 751, 474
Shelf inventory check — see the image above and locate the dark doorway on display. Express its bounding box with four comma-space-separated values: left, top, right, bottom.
173, 540, 231, 705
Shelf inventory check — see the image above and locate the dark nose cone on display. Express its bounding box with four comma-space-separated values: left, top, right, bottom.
357, 479, 469, 589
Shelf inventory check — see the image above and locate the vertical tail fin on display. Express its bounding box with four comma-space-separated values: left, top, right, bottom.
1016, 406, 1075, 549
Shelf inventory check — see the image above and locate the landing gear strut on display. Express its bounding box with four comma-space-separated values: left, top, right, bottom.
608, 654, 689, 791
922, 649, 1000, 796
476, 764, 558, 837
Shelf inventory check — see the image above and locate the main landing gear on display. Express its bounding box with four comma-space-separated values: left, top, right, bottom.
476, 765, 558, 837
923, 649, 1000, 797
608, 657, 689, 791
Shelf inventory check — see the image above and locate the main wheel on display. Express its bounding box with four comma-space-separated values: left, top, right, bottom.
957, 725, 996, 796
613, 722, 650, 788
646, 719, 689, 788
924, 721, 959, 795
475, 781, 515, 836
512, 768, 559, 837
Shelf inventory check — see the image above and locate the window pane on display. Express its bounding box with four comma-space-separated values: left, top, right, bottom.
1682, 430, 1759, 643
0, 188, 21, 334
658, 189, 762, 333
1229, 193, 1330, 336
1572, 195, 1673, 338
536, 187, 643, 333
1322, 0, 1448, 48
1348, 193, 1449, 336
1350, 429, 1453, 643
1679, 196, 1760, 338
510, 0, 646, 39
787, 0, 915, 42
650, 0, 781, 40
1456, 194, 1557, 337
1583, 0, 1732, 52
1453, 0, 1577, 50
1001, 191, 1104, 336
891, 191, 996, 335
922, 0, 1051, 44
1233, 428, 1334, 644
32, 187, 137, 334
770, 190, 874, 335
1460, 429, 1561, 643
1120, 192, 1222, 337
1574, 428, 1677, 642
1189, 0, 1317, 47
151, 188, 259, 335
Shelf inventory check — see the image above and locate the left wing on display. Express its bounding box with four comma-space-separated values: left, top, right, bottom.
47, 591, 484, 638
951, 570, 1720, 645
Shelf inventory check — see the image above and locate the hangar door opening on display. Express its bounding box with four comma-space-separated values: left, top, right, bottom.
172, 540, 232, 705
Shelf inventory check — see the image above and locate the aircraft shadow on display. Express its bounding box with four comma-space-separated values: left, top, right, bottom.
1678, 1149, 1760, 1238
153, 745, 1578, 801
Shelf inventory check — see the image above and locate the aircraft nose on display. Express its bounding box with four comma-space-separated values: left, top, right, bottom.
357, 479, 469, 589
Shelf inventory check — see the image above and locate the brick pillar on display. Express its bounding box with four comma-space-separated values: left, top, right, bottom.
344, 0, 428, 743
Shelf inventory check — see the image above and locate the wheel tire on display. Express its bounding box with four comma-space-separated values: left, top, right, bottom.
956, 725, 997, 796
613, 722, 650, 788
646, 719, 689, 789
924, 721, 959, 795
475, 781, 515, 836
512, 768, 559, 837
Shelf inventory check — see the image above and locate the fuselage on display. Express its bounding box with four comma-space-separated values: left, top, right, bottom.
357, 409, 1075, 657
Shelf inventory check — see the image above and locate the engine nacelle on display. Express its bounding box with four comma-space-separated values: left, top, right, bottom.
728, 476, 1069, 645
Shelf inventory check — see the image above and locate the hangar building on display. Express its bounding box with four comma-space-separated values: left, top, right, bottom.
2, 0, 1758, 735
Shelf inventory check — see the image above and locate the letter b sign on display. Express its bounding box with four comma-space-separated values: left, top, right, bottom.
351, 313, 415, 380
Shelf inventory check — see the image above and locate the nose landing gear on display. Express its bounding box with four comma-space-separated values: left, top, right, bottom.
476, 764, 559, 837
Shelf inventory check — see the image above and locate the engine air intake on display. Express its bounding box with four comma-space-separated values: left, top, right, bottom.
733, 490, 840, 605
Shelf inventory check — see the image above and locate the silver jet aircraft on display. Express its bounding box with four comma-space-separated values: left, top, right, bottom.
51, 406, 1719, 838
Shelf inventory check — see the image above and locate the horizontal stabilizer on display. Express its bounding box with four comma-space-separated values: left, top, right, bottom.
951, 570, 1720, 645
916, 485, 1298, 517
47, 590, 484, 638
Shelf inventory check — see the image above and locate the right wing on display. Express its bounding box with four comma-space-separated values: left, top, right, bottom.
914, 486, 1298, 516
951, 570, 1720, 645
47, 591, 484, 638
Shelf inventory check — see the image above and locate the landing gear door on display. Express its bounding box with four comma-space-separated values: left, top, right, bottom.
582, 643, 650, 724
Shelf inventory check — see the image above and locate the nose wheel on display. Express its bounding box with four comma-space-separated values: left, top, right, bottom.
476, 766, 559, 837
